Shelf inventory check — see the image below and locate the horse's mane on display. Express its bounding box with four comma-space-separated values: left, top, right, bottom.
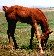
37, 8, 47, 21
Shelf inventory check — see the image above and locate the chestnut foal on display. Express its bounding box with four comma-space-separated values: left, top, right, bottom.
3, 5, 52, 54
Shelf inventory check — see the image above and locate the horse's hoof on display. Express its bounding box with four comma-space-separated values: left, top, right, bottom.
14, 46, 19, 50
7, 45, 14, 50
29, 45, 33, 49
40, 49, 45, 54
39, 53, 45, 56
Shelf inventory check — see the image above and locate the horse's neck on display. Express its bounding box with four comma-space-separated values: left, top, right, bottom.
44, 26, 49, 33
40, 20, 49, 34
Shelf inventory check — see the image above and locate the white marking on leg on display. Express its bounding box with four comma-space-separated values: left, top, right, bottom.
34, 22, 44, 54
39, 40, 44, 54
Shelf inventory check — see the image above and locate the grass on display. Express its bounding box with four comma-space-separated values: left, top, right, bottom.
45, 11, 54, 41
0, 11, 54, 56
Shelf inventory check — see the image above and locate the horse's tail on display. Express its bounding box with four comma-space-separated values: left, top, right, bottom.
3, 6, 9, 12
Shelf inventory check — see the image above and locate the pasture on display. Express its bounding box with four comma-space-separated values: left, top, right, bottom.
0, 9, 54, 56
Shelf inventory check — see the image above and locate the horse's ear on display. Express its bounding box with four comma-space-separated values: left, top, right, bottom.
45, 30, 53, 36
49, 30, 53, 34
3, 6, 8, 12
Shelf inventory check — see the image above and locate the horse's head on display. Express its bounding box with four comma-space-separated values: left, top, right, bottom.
3, 6, 9, 12
41, 30, 53, 47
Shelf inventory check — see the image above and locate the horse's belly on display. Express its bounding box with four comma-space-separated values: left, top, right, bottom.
18, 17, 32, 24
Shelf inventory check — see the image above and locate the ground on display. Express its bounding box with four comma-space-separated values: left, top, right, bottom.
0, 8, 54, 56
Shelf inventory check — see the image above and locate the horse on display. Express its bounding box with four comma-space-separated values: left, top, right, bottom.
3, 5, 52, 54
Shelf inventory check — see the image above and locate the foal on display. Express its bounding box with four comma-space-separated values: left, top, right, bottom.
3, 5, 52, 53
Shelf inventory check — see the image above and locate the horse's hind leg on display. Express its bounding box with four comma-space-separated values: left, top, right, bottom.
7, 20, 12, 44
8, 20, 18, 49
11, 33, 18, 49
7, 20, 13, 49
30, 26, 35, 49
10, 20, 18, 49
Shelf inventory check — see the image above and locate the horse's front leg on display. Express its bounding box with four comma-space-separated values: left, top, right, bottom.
30, 26, 35, 49
33, 21, 44, 54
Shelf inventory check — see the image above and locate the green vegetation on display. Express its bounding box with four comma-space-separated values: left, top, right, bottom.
0, 11, 54, 56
